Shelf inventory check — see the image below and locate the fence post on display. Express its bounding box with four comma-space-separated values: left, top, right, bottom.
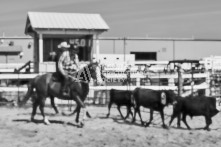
168, 78, 175, 86
191, 66, 194, 96
177, 64, 183, 96
17, 72, 20, 105
205, 70, 211, 96
136, 78, 140, 86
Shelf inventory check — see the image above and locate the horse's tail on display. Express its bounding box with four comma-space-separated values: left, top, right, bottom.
19, 78, 35, 106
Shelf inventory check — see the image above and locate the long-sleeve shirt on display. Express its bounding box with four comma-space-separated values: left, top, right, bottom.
58, 50, 79, 76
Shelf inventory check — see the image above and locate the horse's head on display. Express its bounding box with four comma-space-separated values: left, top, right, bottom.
87, 62, 103, 85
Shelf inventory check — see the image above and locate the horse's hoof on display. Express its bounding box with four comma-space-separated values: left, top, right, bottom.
204, 127, 210, 131
86, 112, 91, 118
44, 121, 50, 125
131, 119, 135, 123
145, 122, 150, 127
162, 124, 169, 129
30, 117, 34, 122
168, 121, 175, 127
55, 111, 60, 115
77, 122, 84, 128
44, 119, 50, 125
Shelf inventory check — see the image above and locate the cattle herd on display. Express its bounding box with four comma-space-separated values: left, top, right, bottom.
106, 88, 220, 131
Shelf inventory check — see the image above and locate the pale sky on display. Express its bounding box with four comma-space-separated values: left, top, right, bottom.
1, 0, 221, 39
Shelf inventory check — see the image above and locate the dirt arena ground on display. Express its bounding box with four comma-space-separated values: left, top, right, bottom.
1, 105, 221, 147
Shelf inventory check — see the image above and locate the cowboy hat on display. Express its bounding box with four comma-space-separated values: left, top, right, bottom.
58, 41, 70, 48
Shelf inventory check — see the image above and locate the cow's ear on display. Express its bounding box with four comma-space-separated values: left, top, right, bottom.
161, 92, 167, 105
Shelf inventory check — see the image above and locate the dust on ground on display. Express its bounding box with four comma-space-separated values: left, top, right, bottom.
1, 105, 221, 147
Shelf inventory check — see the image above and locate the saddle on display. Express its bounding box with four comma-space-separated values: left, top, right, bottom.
52, 72, 62, 82
51, 73, 71, 95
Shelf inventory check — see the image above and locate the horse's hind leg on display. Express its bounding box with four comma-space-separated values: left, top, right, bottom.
50, 96, 59, 114
39, 97, 50, 125
31, 100, 39, 122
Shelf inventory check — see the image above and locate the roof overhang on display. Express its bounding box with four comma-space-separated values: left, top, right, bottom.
25, 12, 109, 36
33, 28, 106, 35
0, 46, 23, 53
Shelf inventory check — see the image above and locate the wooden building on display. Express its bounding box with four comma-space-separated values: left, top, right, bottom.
24, 12, 109, 72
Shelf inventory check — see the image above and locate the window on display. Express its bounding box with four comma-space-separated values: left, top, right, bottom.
131, 52, 157, 60
43, 36, 93, 62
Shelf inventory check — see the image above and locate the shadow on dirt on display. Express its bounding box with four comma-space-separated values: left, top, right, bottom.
13, 119, 80, 127
98, 114, 143, 127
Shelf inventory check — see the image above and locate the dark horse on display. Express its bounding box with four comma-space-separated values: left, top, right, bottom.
19, 62, 103, 127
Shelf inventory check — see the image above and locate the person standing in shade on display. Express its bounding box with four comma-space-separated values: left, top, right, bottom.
124, 65, 132, 86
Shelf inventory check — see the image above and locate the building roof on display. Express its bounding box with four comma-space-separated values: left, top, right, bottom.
0, 46, 23, 53
25, 12, 109, 34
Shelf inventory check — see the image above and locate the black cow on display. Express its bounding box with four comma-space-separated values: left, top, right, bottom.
169, 96, 219, 131
132, 88, 176, 128
106, 89, 134, 119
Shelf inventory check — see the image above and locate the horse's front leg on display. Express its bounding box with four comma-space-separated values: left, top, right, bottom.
75, 106, 81, 123
72, 106, 91, 118
75, 105, 87, 128
72, 94, 86, 127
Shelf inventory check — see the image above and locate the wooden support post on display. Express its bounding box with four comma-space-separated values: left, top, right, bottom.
95, 34, 100, 61
39, 33, 43, 63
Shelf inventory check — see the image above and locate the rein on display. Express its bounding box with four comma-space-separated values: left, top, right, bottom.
66, 63, 101, 85
68, 75, 90, 84
69, 64, 93, 84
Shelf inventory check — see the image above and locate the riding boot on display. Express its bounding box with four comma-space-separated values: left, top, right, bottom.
61, 76, 69, 96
